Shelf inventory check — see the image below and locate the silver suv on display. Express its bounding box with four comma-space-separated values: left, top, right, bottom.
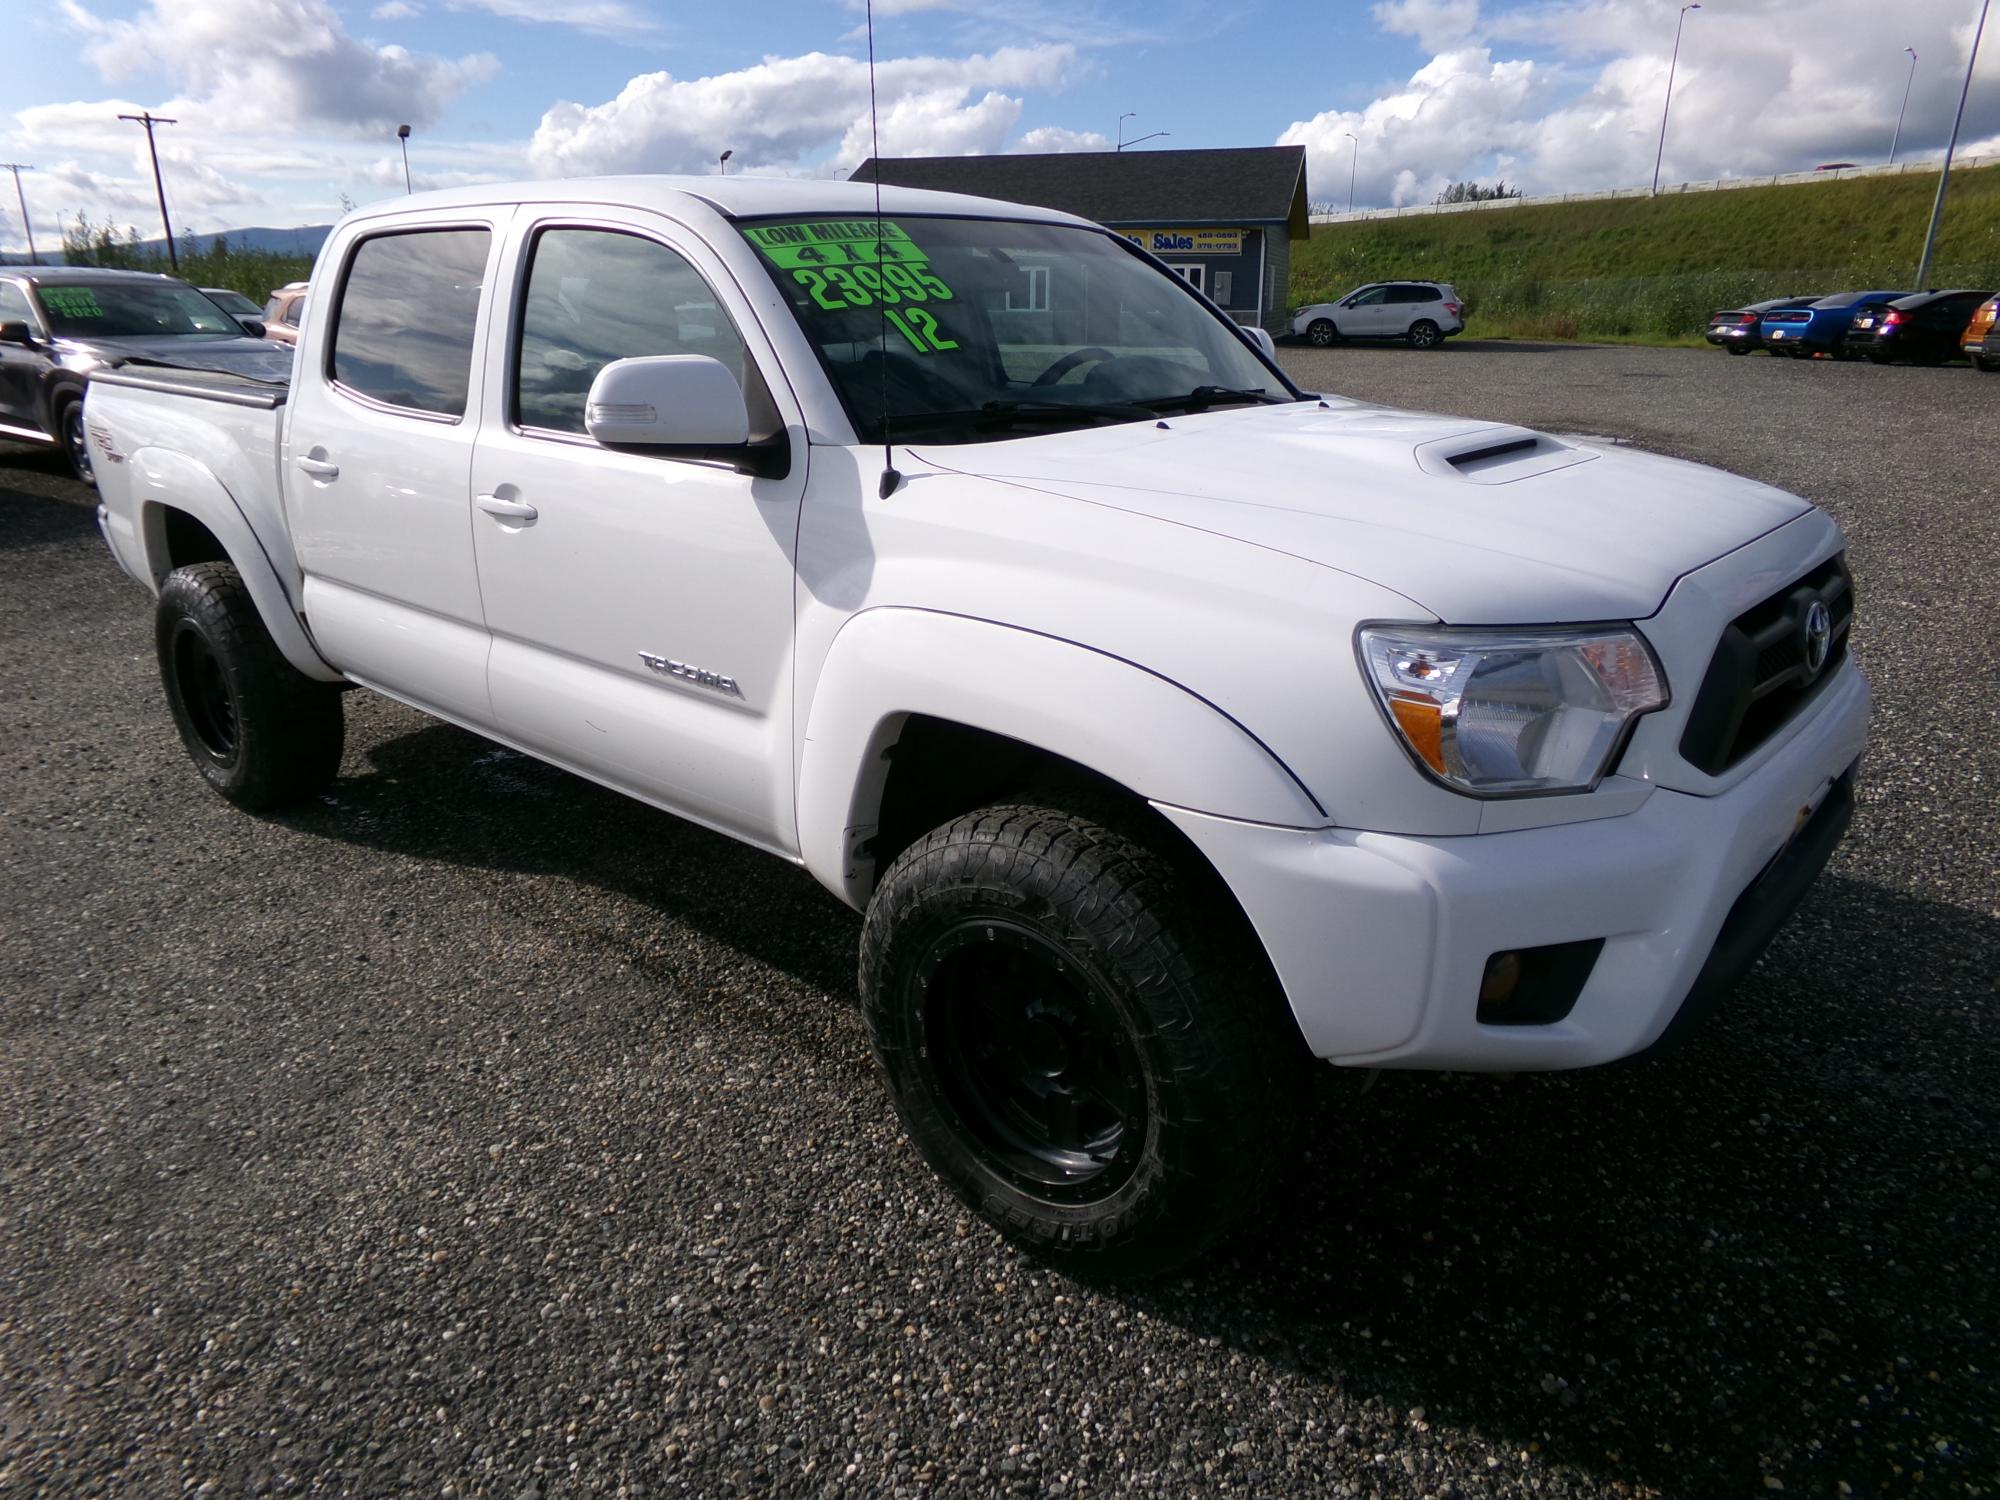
1292, 281, 1464, 349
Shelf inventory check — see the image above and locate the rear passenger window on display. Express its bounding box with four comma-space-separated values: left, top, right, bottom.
330, 229, 490, 417
514, 227, 755, 437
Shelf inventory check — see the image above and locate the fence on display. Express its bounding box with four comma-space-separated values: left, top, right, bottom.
1308, 155, 1998, 225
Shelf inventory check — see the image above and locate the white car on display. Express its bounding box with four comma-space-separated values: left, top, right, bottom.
1292, 281, 1465, 348
84, 177, 1865, 1271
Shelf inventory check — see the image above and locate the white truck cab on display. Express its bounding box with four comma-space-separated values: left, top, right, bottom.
86, 177, 1868, 1270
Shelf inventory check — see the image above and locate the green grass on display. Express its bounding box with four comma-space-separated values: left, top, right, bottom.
1292, 163, 2000, 342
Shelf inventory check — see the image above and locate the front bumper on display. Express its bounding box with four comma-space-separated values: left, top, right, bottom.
1157, 660, 1869, 1070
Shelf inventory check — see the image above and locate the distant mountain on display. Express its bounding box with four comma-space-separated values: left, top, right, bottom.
1, 223, 332, 265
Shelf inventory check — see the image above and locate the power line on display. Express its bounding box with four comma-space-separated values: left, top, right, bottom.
117, 110, 179, 270
0, 163, 36, 264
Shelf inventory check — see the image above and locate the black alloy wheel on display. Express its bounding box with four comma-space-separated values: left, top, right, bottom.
61, 400, 94, 485
914, 921, 1146, 1204
168, 621, 241, 768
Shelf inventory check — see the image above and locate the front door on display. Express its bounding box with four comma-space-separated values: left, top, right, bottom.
1341, 285, 1396, 336
0, 281, 42, 434
284, 217, 504, 725
465, 212, 807, 854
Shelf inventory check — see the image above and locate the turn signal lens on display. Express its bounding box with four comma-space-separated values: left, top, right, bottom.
1359, 625, 1668, 797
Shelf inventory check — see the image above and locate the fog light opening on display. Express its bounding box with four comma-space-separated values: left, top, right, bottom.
1475, 939, 1606, 1027
1479, 950, 1524, 1006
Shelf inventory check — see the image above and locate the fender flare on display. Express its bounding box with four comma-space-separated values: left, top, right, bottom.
796, 607, 1325, 906
127, 445, 343, 683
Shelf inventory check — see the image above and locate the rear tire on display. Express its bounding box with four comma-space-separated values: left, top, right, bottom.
859, 803, 1309, 1273
1407, 319, 1443, 349
1306, 318, 1338, 347
1725, 345, 1750, 355
156, 562, 344, 812
1976, 354, 2000, 373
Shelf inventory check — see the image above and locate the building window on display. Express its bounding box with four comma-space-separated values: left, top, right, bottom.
1165, 263, 1204, 294
1003, 264, 1050, 313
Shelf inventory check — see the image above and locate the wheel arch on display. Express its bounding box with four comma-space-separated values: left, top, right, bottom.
795, 607, 1325, 909
127, 448, 342, 683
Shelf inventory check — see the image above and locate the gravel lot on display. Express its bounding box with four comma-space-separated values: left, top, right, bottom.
2, 342, 1994, 1499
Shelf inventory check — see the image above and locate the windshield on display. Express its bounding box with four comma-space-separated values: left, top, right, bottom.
35, 281, 244, 339
739, 214, 1297, 443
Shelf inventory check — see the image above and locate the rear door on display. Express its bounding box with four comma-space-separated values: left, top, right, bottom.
284, 216, 504, 725
464, 207, 808, 853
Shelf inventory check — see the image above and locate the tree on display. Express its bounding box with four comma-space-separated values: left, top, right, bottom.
1434, 180, 1524, 205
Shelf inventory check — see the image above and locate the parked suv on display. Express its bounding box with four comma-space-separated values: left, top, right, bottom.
261, 282, 309, 346
1292, 282, 1464, 348
0, 266, 291, 481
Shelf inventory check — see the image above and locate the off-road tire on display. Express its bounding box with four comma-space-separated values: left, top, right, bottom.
1407, 319, 1443, 349
859, 802, 1310, 1273
156, 562, 343, 811
1306, 318, 1338, 347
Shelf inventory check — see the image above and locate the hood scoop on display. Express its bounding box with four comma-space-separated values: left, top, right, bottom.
1414, 426, 1599, 485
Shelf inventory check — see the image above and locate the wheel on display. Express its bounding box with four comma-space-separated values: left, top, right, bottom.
58, 397, 93, 485
1867, 353, 1892, 365
1725, 345, 1750, 355
1306, 318, 1338, 347
1407, 319, 1444, 349
859, 803, 1308, 1272
1976, 354, 2000, 373
156, 562, 344, 811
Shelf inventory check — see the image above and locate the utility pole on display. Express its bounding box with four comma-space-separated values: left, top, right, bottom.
1916, 0, 1991, 289
1890, 47, 1918, 164
1344, 132, 1358, 214
117, 110, 179, 269
1, 163, 37, 264
1652, 4, 1701, 196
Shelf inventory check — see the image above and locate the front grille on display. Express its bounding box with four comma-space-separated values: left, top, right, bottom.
1678, 555, 1854, 776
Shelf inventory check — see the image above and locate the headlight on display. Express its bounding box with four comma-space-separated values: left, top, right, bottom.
1357, 625, 1667, 797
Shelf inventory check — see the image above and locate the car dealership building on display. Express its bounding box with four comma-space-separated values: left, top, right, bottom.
851, 146, 1310, 336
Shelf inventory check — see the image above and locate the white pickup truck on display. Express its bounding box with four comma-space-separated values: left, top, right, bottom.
87, 177, 1868, 1270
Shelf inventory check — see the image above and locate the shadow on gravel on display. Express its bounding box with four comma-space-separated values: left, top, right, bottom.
0, 454, 99, 552
275, 720, 1994, 1494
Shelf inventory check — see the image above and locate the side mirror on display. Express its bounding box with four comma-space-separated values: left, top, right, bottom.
238, 317, 268, 339
0, 320, 36, 347
1245, 326, 1277, 360
584, 354, 788, 478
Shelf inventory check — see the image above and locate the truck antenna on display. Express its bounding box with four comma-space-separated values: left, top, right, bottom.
867, 0, 902, 499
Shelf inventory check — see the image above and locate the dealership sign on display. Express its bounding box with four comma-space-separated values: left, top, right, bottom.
1118, 227, 1246, 255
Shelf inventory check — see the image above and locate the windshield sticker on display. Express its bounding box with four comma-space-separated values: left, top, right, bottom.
746, 220, 961, 352
42, 287, 103, 319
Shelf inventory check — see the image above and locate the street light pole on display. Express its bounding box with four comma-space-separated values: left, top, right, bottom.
1890, 47, 1918, 164
1651, 4, 1700, 196
1344, 132, 1358, 214
117, 110, 179, 269
1916, 0, 1992, 288
397, 125, 412, 193
1, 163, 36, 264
1116, 112, 1137, 151
718, 149, 733, 175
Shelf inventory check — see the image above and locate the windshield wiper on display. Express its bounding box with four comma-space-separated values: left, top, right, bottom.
889, 398, 1156, 437
1136, 386, 1294, 414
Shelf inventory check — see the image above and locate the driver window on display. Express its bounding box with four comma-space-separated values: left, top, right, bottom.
0, 281, 33, 327
515, 226, 773, 438
1349, 287, 1389, 307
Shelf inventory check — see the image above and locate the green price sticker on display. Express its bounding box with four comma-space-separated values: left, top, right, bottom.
747, 219, 962, 354
42, 287, 103, 319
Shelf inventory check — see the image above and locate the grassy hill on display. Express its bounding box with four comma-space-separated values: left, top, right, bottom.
1291, 163, 2000, 342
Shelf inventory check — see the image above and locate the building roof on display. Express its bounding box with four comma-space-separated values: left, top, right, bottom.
849, 147, 1311, 238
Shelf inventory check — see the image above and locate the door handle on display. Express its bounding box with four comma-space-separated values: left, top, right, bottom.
475, 492, 539, 523
297, 455, 340, 480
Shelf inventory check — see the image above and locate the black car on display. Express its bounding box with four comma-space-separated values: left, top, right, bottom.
0, 267, 291, 482
1705, 295, 1819, 354
1841, 289, 1995, 366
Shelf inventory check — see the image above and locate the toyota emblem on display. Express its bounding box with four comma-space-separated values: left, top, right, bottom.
1803, 600, 1832, 677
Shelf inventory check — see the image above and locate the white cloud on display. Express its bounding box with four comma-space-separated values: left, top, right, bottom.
66, 0, 498, 136
1011, 125, 1112, 152
528, 45, 1081, 177
372, 1, 421, 18
446, 0, 659, 40
1286, 0, 2000, 207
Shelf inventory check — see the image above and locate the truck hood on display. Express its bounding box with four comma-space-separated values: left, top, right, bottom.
912, 397, 1813, 624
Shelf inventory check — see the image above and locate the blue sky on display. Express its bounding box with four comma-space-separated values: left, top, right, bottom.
4, 0, 1997, 250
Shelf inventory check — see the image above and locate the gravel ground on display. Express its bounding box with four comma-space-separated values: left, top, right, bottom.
1, 342, 1994, 1499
